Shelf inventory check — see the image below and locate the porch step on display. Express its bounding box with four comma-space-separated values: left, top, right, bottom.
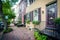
42, 29, 60, 40
46, 27, 56, 30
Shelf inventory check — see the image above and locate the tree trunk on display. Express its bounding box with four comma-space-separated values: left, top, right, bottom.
0, 0, 8, 30
1, 15, 8, 29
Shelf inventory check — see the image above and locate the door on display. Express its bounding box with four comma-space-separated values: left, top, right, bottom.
46, 2, 57, 28
24, 15, 26, 25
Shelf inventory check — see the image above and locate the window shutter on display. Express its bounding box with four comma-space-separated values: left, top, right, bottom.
29, 13, 31, 21
31, 11, 33, 21
29, 11, 33, 22
38, 8, 41, 21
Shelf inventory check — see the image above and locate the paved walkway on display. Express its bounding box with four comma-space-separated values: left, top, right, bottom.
1, 25, 35, 40
0, 32, 3, 40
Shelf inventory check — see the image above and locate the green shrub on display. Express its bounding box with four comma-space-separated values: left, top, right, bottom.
18, 20, 22, 24
54, 18, 60, 33
7, 21, 11, 25
54, 18, 60, 25
3, 28, 13, 33
26, 20, 30, 24
34, 31, 47, 40
32, 21, 40, 25
34, 31, 42, 40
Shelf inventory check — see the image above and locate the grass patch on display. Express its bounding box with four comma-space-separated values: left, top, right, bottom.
34, 31, 47, 40
3, 28, 13, 33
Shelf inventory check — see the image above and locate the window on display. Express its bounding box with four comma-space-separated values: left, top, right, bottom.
26, 0, 35, 7
26, 13, 30, 20
26, 0, 30, 7
33, 9, 38, 21
29, 0, 35, 4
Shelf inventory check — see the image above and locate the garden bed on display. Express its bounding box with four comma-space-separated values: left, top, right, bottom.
34, 30, 47, 40
3, 28, 13, 34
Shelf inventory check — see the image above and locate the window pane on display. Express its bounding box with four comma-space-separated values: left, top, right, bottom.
33, 9, 38, 21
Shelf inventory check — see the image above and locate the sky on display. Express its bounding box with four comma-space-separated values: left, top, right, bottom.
11, 0, 21, 9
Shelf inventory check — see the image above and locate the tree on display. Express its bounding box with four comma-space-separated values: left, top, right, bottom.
2, 0, 15, 27
0, 0, 18, 30
9, 0, 19, 7
0, 0, 8, 29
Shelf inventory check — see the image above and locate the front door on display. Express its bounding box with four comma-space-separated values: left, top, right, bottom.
46, 2, 57, 28
24, 15, 26, 25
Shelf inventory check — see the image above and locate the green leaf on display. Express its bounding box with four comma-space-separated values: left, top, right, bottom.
2, 0, 16, 25
32, 21, 40, 25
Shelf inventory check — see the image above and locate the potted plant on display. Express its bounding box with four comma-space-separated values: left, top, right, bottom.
32, 21, 40, 25
54, 18, 60, 33
17, 20, 22, 27
18, 20, 22, 24
26, 20, 30, 24
3, 28, 13, 34
32, 21, 40, 28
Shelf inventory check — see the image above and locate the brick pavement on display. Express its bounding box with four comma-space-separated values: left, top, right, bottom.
1, 26, 35, 40
0, 32, 3, 40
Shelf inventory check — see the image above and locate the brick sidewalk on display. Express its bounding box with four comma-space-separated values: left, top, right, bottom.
1, 26, 35, 40
0, 32, 3, 40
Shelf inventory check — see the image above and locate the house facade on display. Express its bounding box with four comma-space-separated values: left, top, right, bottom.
17, 0, 27, 24
12, 4, 20, 23
25, 0, 60, 39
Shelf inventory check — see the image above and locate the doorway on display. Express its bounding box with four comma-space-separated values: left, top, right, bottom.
46, 1, 57, 28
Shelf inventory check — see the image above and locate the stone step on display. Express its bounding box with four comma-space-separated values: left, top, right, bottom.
42, 29, 60, 40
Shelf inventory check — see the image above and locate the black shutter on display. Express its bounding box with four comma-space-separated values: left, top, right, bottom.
38, 8, 41, 21
30, 11, 33, 21
31, 11, 33, 21
29, 13, 31, 21
29, 11, 33, 22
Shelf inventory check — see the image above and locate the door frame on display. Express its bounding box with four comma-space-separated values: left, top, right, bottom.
46, 0, 57, 27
